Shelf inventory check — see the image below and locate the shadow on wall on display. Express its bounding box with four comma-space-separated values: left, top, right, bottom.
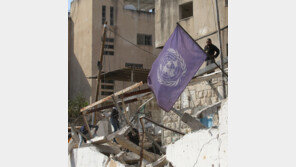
68, 18, 91, 102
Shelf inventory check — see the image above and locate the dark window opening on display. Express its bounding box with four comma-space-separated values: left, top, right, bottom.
101, 91, 113, 96
179, 2, 193, 20
101, 85, 114, 90
104, 44, 114, 49
102, 6, 106, 24
137, 34, 152, 45
225, 0, 228, 7
106, 38, 114, 43
103, 51, 114, 55
125, 63, 143, 69
110, 6, 114, 25
101, 79, 114, 84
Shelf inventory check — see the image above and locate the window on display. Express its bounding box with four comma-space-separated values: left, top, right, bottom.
103, 51, 114, 55
106, 38, 114, 42
102, 6, 106, 24
137, 34, 152, 45
104, 44, 114, 49
125, 63, 143, 69
225, 0, 228, 7
110, 6, 114, 25
179, 2, 193, 20
101, 79, 114, 96
101, 79, 114, 84
101, 85, 114, 90
101, 91, 113, 96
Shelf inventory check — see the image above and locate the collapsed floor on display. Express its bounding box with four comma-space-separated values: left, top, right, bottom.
68, 98, 227, 167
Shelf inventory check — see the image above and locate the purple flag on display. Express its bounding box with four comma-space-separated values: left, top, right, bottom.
147, 24, 207, 112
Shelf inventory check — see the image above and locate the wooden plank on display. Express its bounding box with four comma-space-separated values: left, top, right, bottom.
86, 136, 108, 145
81, 81, 143, 112
93, 144, 121, 155
94, 21, 108, 124
171, 108, 205, 132
115, 136, 159, 162
106, 125, 131, 141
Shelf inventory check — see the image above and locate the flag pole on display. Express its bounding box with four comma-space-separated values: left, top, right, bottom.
176, 23, 228, 79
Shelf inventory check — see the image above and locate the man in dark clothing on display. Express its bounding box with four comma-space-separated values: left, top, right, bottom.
110, 107, 120, 132
204, 38, 220, 65
127, 128, 140, 146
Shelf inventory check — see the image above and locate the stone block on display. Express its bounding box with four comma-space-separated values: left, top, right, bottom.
194, 98, 201, 106
211, 96, 218, 103
198, 91, 203, 98
162, 115, 171, 123
184, 109, 193, 115
205, 97, 212, 105
207, 90, 212, 97
201, 98, 206, 105
164, 130, 172, 137
203, 90, 208, 97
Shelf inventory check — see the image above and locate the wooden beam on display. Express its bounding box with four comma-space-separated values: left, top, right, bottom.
181, 113, 205, 131
87, 136, 108, 145
81, 81, 143, 112
171, 108, 205, 132
115, 136, 159, 162
106, 125, 131, 141
94, 21, 108, 124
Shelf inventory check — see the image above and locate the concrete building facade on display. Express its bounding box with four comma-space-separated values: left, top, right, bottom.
68, 0, 159, 103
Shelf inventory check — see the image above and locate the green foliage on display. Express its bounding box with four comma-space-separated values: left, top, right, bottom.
68, 94, 88, 121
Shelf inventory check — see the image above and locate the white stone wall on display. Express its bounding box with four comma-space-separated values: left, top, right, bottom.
161, 77, 228, 145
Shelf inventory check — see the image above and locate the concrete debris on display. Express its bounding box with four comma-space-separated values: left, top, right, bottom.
68, 78, 227, 167
166, 99, 228, 167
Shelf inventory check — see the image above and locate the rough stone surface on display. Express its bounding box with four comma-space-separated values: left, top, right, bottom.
166, 100, 228, 167
161, 76, 228, 146
68, 146, 127, 167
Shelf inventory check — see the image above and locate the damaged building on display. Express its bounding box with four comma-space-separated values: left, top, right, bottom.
68, 0, 228, 166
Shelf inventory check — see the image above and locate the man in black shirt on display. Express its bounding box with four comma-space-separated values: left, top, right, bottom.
204, 38, 220, 65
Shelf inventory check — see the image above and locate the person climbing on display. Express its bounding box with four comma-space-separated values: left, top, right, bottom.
204, 38, 220, 66
110, 107, 120, 132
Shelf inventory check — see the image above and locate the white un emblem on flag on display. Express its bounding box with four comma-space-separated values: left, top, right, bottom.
157, 48, 187, 87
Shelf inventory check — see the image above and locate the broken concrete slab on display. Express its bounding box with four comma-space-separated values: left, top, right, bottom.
146, 155, 167, 167
165, 99, 228, 167
69, 146, 128, 167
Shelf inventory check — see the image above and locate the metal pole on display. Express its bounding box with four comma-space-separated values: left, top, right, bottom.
214, 0, 227, 99
93, 21, 108, 125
